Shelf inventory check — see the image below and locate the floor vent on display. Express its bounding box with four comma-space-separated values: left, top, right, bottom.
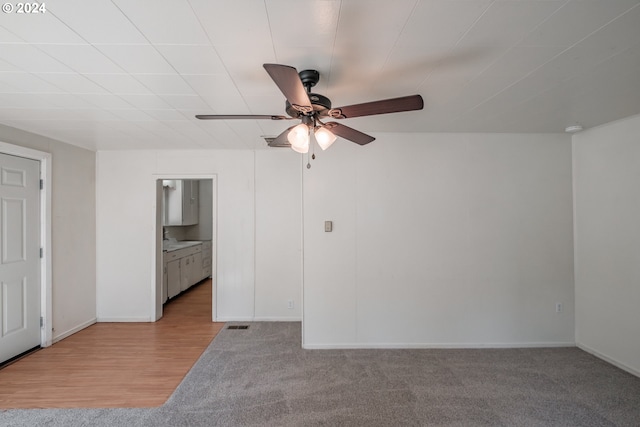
227, 325, 249, 330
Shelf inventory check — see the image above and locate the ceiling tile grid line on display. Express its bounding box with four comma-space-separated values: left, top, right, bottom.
448, 1, 640, 126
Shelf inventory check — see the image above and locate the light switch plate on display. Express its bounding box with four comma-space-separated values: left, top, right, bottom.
324, 221, 332, 232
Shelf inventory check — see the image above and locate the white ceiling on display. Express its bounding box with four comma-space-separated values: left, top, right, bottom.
0, 0, 639, 151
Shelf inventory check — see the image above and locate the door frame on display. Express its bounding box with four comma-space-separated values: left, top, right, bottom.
0, 141, 52, 348
152, 174, 217, 322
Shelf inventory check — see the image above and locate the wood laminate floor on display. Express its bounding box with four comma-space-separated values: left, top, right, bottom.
0, 280, 223, 409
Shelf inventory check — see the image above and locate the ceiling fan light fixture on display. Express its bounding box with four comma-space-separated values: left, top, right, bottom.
288, 123, 310, 153
315, 126, 337, 150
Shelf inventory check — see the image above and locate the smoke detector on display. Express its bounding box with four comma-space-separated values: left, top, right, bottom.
564, 125, 583, 133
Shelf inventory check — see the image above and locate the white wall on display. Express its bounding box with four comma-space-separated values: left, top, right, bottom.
254, 150, 303, 320
96, 150, 302, 322
573, 114, 640, 376
303, 133, 575, 348
0, 124, 96, 341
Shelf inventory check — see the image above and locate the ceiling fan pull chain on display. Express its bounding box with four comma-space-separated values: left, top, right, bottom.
307, 151, 311, 169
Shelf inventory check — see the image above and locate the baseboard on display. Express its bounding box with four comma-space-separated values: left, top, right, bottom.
52, 318, 97, 344
303, 341, 576, 350
96, 317, 152, 322
577, 343, 640, 378
215, 317, 254, 322
216, 317, 301, 322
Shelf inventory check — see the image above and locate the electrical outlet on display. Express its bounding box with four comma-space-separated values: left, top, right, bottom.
556, 302, 563, 313
287, 300, 294, 309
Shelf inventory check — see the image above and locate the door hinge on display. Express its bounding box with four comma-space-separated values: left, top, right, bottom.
40, 179, 44, 190
40, 316, 44, 328
40, 247, 43, 258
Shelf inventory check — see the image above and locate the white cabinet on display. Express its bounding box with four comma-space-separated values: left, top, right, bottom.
163, 180, 199, 226
202, 240, 212, 279
163, 242, 205, 301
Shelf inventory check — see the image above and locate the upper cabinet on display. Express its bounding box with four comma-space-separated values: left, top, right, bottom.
163, 179, 199, 226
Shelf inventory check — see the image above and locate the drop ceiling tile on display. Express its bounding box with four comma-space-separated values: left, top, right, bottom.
155, 45, 225, 75
213, 45, 277, 96
0, 26, 23, 42
118, 94, 172, 109
189, 0, 271, 47
160, 94, 210, 110
36, 93, 97, 109
0, 93, 59, 108
133, 74, 195, 95
457, 0, 564, 48
396, 0, 493, 48
141, 109, 186, 121
335, 0, 416, 47
182, 74, 248, 113
443, 45, 566, 113
96, 45, 175, 74
241, 95, 284, 116
111, 0, 210, 45
0, 58, 21, 72
0, 12, 85, 43
1, 44, 71, 73
224, 120, 267, 148
84, 74, 152, 95
574, 3, 640, 53
520, 0, 640, 47
266, 0, 340, 48
35, 73, 109, 94
180, 73, 237, 97
76, 93, 133, 109
107, 109, 154, 122
0, 72, 65, 93
196, 120, 243, 148
50, 0, 147, 44
37, 45, 124, 74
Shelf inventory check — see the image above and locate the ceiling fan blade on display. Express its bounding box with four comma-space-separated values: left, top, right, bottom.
267, 126, 295, 147
263, 64, 313, 114
323, 122, 375, 145
196, 114, 293, 120
329, 94, 424, 119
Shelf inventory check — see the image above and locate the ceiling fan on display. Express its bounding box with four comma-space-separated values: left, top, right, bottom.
196, 64, 424, 153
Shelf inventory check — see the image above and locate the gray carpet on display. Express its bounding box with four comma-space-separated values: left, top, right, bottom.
1, 322, 639, 426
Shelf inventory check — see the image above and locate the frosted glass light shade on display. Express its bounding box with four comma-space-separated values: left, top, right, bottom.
288, 123, 310, 153
315, 127, 337, 150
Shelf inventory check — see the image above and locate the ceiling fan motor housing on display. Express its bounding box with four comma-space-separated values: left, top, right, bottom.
286, 93, 332, 117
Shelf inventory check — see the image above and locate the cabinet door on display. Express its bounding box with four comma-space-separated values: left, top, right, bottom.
167, 259, 181, 298
180, 256, 190, 291
182, 180, 199, 225
192, 252, 203, 283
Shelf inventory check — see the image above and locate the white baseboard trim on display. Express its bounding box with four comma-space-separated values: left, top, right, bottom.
96, 317, 152, 322
215, 317, 301, 322
215, 317, 254, 322
52, 318, 97, 344
577, 343, 640, 378
303, 341, 576, 350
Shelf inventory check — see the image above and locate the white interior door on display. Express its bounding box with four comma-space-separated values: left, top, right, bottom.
0, 153, 40, 364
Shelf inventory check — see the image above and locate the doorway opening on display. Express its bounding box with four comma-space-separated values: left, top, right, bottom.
153, 176, 217, 322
